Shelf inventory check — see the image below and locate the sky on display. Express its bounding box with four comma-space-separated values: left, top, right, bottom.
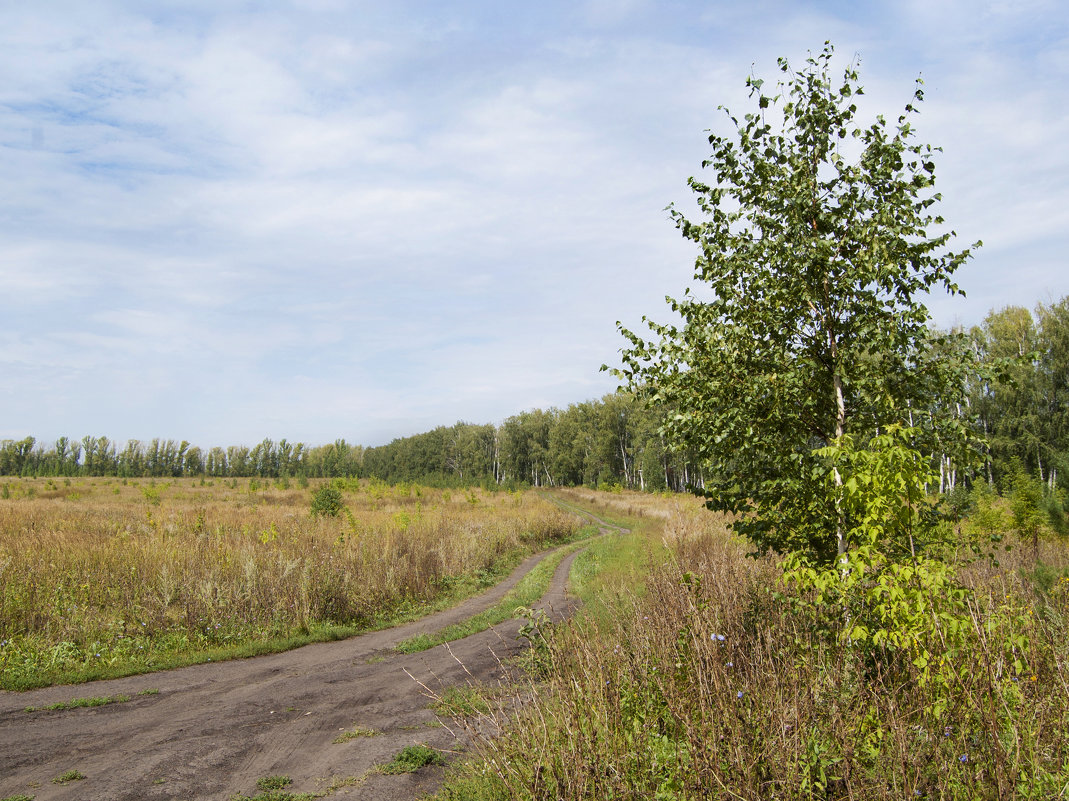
2, 0, 1067, 448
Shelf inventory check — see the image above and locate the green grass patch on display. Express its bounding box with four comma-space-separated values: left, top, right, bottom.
25, 693, 131, 712
570, 527, 655, 601
396, 633, 434, 653
230, 780, 321, 801
395, 531, 597, 654
1, 795, 36, 801
541, 491, 662, 629
51, 769, 84, 785
379, 744, 447, 775
256, 776, 292, 791
431, 684, 497, 717
333, 725, 378, 743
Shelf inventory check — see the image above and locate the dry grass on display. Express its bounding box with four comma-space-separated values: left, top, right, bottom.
440, 492, 1069, 801
0, 477, 578, 689
552, 485, 692, 522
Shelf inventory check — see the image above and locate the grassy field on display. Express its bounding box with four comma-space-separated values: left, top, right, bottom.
438, 488, 1069, 801
0, 476, 581, 690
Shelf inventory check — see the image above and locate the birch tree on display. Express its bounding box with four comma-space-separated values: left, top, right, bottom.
616, 44, 978, 563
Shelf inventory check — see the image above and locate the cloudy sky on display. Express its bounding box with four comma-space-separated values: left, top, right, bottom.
2, 1, 1067, 448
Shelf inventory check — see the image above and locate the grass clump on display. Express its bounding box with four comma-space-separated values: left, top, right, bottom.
332, 725, 378, 743
431, 684, 496, 717
25, 693, 130, 712
51, 769, 84, 785
396, 633, 435, 653
1, 795, 36, 801
256, 775, 292, 791
231, 773, 320, 801
380, 744, 446, 775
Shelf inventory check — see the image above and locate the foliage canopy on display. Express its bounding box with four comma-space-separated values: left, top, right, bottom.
616, 43, 979, 562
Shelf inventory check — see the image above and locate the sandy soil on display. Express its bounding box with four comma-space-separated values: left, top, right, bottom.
0, 539, 591, 801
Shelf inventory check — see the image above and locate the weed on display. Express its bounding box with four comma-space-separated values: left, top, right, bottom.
380, 744, 446, 774
256, 775, 292, 791
321, 774, 369, 793
25, 694, 130, 712
431, 684, 495, 717
396, 633, 435, 654
333, 725, 378, 743
51, 769, 84, 785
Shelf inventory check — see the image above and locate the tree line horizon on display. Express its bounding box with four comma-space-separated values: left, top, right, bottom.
2, 296, 1066, 493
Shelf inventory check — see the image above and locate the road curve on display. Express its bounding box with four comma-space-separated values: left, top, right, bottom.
0, 541, 589, 801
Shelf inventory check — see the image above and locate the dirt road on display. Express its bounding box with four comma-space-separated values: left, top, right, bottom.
0, 542, 587, 801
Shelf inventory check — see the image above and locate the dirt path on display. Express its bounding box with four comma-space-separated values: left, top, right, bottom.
0, 535, 599, 801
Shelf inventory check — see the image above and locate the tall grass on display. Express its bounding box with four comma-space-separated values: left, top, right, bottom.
0, 478, 578, 690
441, 492, 1069, 800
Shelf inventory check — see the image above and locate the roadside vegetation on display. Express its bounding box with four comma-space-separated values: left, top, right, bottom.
434, 44, 1069, 800
435, 486, 1069, 800
0, 478, 579, 690
395, 533, 591, 654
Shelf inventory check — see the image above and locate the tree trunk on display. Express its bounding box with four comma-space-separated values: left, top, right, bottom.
832, 365, 847, 558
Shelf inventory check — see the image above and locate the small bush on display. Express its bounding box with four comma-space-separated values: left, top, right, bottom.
310, 485, 343, 518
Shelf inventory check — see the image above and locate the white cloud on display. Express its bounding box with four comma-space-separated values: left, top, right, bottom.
2, 0, 1067, 445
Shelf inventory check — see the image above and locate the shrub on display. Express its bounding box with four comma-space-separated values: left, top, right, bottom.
310, 485, 343, 518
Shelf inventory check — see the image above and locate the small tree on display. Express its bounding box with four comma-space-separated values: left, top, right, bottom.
615, 43, 979, 563
310, 484, 344, 518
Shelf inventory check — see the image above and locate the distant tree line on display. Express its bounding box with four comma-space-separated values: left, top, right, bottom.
0, 435, 365, 481
2, 296, 1067, 493
0, 392, 700, 490
361, 392, 703, 490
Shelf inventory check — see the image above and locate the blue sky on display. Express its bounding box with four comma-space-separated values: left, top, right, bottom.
2, 0, 1067, 447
